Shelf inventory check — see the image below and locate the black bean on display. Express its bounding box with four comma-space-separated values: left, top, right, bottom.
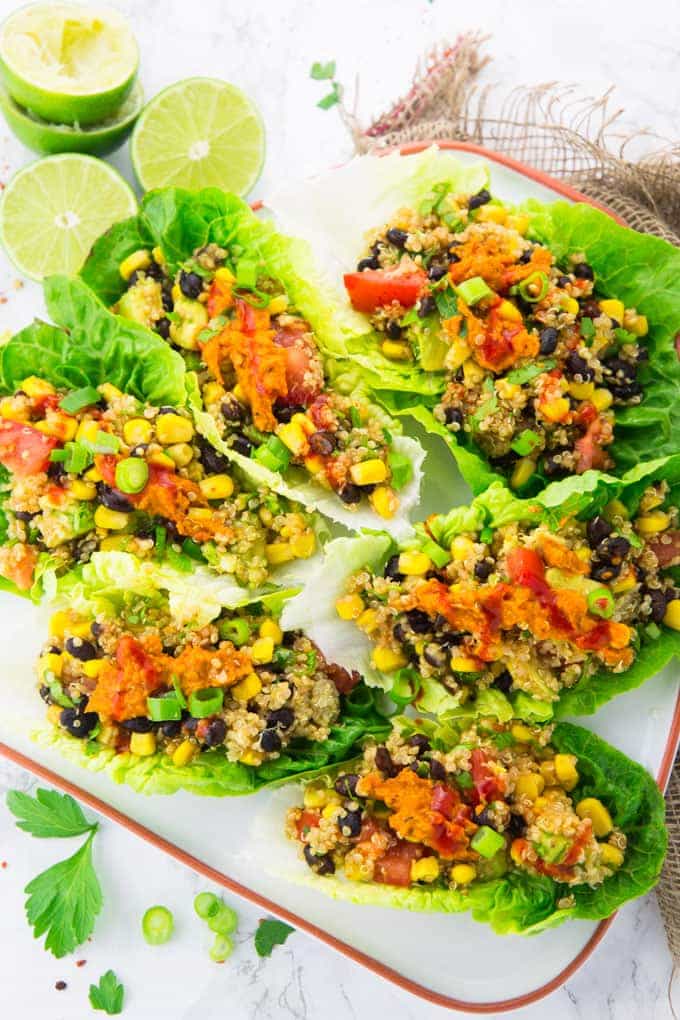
304, 845, 335, 875
357, 255, 380, 272
220, 396, 245, 423
492, 669, 513, 694
506, 813, 526, 838
231, 433, 253, 457
64, 637, 97, 661
590, 561, 620, 583
475, 807, 499, 830
145, 260, 164, 281
384, 554, 404, 581
423, 643, 447, 669
444, 406, 464, 429
557, 275, 571, 288
121, 716, 154, 733
474, 559, 494, 581
542, 455, 567, 479
610, 380, 642, 400
386, 227, 408, 248
405, 609, 430, 634
407, 733, 431, 756
160, 720, 182, 739
447, 251, 461, 264
585, 516, 611, 548
636, 347, 650, 363
375, 746, 397, 777
309, 431, 336, 456
60, 708, 98, 739
579, 298, 601, 319
598, 535, 630, 565
429, 758, 447, 781
428, 263, 448, 282
39, 684, 51, 704
179, 270, 203, 299
260, 728, 282, 753
538, 327, 559, 355
183, 716, 199, 734
573, 262, 594, 281
385, 320, 403, 340
155, 317, 171, 340
47, 460, 65, 481
266, 707, 295, 730
418, 295, 437, 318
392, 622, 408, 645
13, 510, 36, 522
158, 406, 177, 416
468, 188, 491, 210
197, 436, 230, 474
644, 588, 669, 623
339, 809, 363, 838
518, 249, 533, 265
564, 353, 594, 381
161, 281, 174, 311
605, 357, 637, 382
96, 484, 134, 512
334, 773, 360, 798
203, 718, 227, 747
273, 402, 305, 424
339, 483, 362, 504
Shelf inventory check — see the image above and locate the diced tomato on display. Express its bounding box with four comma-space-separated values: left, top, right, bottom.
431, 784, 456, 819
470, 748, 505, 806
573, 401, 598, 427
506, 547, 546, 592
295, 810, 321, 840
274, 324, 323, 407
343, 268, 427, 314
575, 417, 608, 472
374, 841, 427, 887
0, 420, 58, 477
648, 529, 680, 568
0, 543, 38, 591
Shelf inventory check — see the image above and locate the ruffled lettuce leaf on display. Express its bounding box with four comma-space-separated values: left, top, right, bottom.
278, 720, 665, 933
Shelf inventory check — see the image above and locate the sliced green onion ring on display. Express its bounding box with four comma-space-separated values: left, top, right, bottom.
389, 668, 422, 708
142, 905, 174, 945
208, 903, 238, 936
147, 694, 182, 722
218, 618, 251, 646
210, 933, 234, 962
189, 687, 224, 718
517, 271, 549, 303
587, 587, 615, 619
194, 892, 221, 920
343, 685, 374, 717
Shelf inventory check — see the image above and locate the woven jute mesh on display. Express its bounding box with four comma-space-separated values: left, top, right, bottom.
341, 32, 680, 959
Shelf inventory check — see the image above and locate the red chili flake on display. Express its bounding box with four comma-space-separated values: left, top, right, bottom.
55, 981, 67, 991
1, 861, 7, 869
76, 960, 87, 968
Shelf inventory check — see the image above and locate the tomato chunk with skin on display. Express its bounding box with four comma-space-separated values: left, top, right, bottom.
295, 810, 321, 840
374, 841, 428, 886
470, 748, 505, 806
343, 269, 427, 314
431, 784, 456, 819
0, 420, 58, 477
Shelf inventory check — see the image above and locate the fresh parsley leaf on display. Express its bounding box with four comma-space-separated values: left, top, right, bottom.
580, 316, 595, 342
89, 970, 125, 1015
24, 831, 102, 958
310, 60, 336, 80
434, 288, 458, 319
254, 918, 295, 957
317, 83, 341, 110
455, 771, 474, 789
7, 789, 96, 839
505, 359, 556, 385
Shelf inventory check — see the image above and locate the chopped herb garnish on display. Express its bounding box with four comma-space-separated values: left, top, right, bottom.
580, 317, 595, 342
254, 918, 295, 957
317, 83, 341, 110
435, 288, 458, 319
58, 387, 101, 414
89, 970, 124, 1015
310, 60, 336, 80
505, 360, 556, 385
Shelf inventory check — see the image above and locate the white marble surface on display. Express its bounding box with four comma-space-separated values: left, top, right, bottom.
0, 0, 679, 1017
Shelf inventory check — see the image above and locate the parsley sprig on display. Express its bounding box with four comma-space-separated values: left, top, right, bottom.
254, 918, 295, 957
89, 970, 125, 1015
310, 60, 342, 110
7, 788, 102, 958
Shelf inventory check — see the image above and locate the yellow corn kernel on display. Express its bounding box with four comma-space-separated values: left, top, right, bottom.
155, 413, 194, 445
497, 299, 523, 323
496, 378, 521, 401
49, 611, 70, 638
463, 359, 486, 386
604, 498, 629, 522
290, 532, 316, 559
292, 413, 316, 437
398, 551, 432, 575
575, 797, 613, 837
372, 646, 408, 672
448, 336, 471, 370
166, 442, 194, 467
265, 542, 295, 565
636, 511, 670, 535
611, 570, 637, 594
336, 594, 365, 621
251, 636, 274, 664
561, 296, 580, 315
277, 420, 309, 457
66, 617, 92, 639
322, 802, 342, 820
82, 659, 104, 679
186, 509, 212, 522
568, 381, 595, 401
47, 704, 63, 726
123, 417, 153, 446
450, 655, 481, 673
148, 451, 176, 469
627, 314, 648, 337
151, 245, 165, 268
59, 417, 78, 441
451, 535, 476, 561
268, 294, 289, 315
350, 459, 388, 486
303, 786, 329, 809
600, 299, 624, 323
540, 397, 570, 423
172, 740, 197, 767
511, 723, 534, 744
130, 731, 156, 756
84, 466, 102, 483
202, 382, 226, 407
38, 652, 63, 678
381, 340, 412, 361
120, 249, 151, 280
75, 419, 99, 444
475, 204, 507, 224
357, 609, 379, 634
554, 753, 579, 791
515, 773, 545, 801
199, 474, 234, 500
370, 485, 399, 520
663, 600, 680, 631
70, 479, 97, 501
599, 843, 624, 869
450, 863, 477, 885
239, 748, 263, 766
510, 457, 536, 490
20, 376, 55, 398
0, 397, 29, 422
506, 213, 530, 234
34, 416, 74, 440
259, 619, 283, 644
304, 453, 325, 475
231, 673, 262, 702
510, 840, 524, 865
98, 383, 123, 403
99, 536, 131, 551
539, 760, 558, 787
94, 506, 129, 531
214, 266, 235, 284
411, 857, 441, 883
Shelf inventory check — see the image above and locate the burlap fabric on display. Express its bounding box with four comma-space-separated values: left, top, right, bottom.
340, 33, 680, 959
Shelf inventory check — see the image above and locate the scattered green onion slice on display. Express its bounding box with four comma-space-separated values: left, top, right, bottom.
218, 618, 251, 646
580, 317, 595, 342
470, 826, 505, 858
389, 668, 422, 708
253, 435, 291, 473
147, 694, 182, 722
154, 525, 167, 559
455, 276, 493, 306
349, 406, 362, 428
387, 450, 413, 490
171, 674, 187, 710
182, 538, 205, 562
209, 933, 234, 963
88, 430, 120, 454
115, 457, 149, 494
165, 546, 194, 573
59, 386, 101, 414
194, 892, 221, 920
343, 685, 374, 717
189, 687, 224, 718
511, 429, 542, 457
419, 538, 451, 568
517, 271, 549, 303
207, 903, 238, 936
587, 587, 615, 619
142, 905, 174, 945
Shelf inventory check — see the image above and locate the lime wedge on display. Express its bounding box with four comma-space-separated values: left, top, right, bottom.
0, 79, 144, 156
131, 78, 265, 195
0, 3, 139, 125
0, 154, 137, 280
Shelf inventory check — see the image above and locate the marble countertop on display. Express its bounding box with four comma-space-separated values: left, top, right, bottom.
0, 0, 678, 1017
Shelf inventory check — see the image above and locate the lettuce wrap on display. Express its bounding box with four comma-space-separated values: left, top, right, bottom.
281, 457, 680, 719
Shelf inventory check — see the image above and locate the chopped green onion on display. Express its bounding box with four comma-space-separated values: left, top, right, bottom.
49, 678, 74, 708
389, 668, 422, 708
154, 525, 167, 559
253, 435, 291, 473
115, 457, 149, 494
59, 386, 101, 413
218, 618, 251, 646
272, 646, 293, 670
614, 327, 636, 345
188, 687, 224, 718
182, 538, 205, 562
147, 694, 182, 722
479, 527, 494, 544
471, 826, 505, 858
207, 903, 238, 936
51, 441, 92, 474
387, 450, 413, 490
455, 276, 493, 306
511, 429, 542, 456
171, 674, 187, 710
505, 359, 556, 385
194, 892, 221, 919
49, 448, 68, 462
587, 587, 615, 619
420, 538, 451, 568
236, 259, 258, 289
517, 271, 549, 303
343, 684, 374, 717
165, 546, 193, 573
86, 430, 120, 454
400, 307, 420, 326
141, 905, 174, 945
209, 934, 234, 963
580, 317, 595, 342
434, 288, 458, 318
349, 407, 362, 429
306, 650, 318, 671
382, 426, 393, 444
455, 771, 474, 790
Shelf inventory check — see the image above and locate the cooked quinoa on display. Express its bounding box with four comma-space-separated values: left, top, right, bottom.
287, 720, 626, 890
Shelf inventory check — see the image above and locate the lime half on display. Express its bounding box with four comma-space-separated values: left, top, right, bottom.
0, 79, 144, 156
131, 78, 265, 195
0, 154, 137, 280
0, 3, 139, 125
